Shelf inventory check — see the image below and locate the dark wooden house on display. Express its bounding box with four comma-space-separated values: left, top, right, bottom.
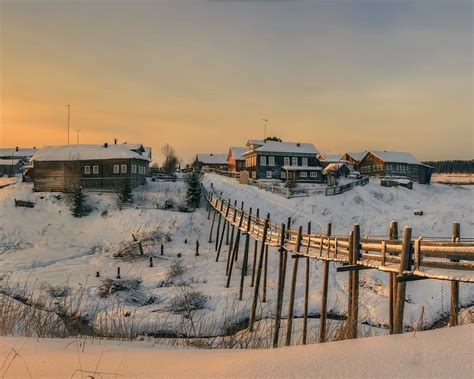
340, 152, 367, 168
323, 162, 351, 178
0, 147, 38, 162
358, 151, 433, 184
242, 140, 324, 183
31, 144, 149, 192
227, 147, 247, 172
0, 159, 23, 176
195, 153, 228, 171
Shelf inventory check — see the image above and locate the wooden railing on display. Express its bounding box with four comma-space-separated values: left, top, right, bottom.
325, 176, 369, 196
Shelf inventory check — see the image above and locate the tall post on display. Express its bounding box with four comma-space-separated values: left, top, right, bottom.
350, 224, 360, 339
239, 210, 252, 300
263, 244, 269, 302
214, 200, 224, 251
250, 209, 260, 287
208, 207, 217, 243
449, 222, 460, 327
226, 200, 238, 275
346, 230, 354, 331
389, 220, 398, 334
393, 226, 412, 334
319, 222, 332, 343
249, 218, 270, 332
302, 221, 311, 345
273, 223, 287, 348
285, 225, 302, 346
216, 199, 231, 262
226, 202, 244, 286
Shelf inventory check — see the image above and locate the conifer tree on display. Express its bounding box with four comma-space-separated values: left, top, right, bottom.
72, 186, 86, 217
118, 180, 133, 204
186, 170, 202, 208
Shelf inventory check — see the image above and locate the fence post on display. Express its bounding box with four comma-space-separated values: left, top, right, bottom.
226, 200, 238, 275
239, 210, 252, 300
249, 218, 270, 332
302, 221, 311, 345
393, 226, 412, 334
214, 200, 224, 251
319, 222, 332, 343
208, 206, 217, 243
263, 244, 269, 302
389, 220, 398, 334
346, 230, 354, 331
449, 222, 460, 327
285, 225, 302, 346
350, 224, 360, 339
226, 202, 245, 287
250, 209, 260, 287
216, 200, 231, 262
273, 223, 287, 348
195, 240, 200, 256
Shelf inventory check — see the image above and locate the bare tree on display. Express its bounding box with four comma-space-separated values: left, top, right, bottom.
161, 144, 180, 175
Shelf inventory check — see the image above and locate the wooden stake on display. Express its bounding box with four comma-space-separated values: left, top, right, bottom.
117, 267, 121, 279
346, 230, 354, 330
449, 222, 460, 327
226, 203, 245, 287
302, 221, 311, 345
214, 201, 224, 251
195, 240, 200, 256
160, 244, 164, 256
216, 200, 230, 262
273, 223, 287, 348
226, 200, 238, 275
389, 220, 398, 335
208, 207, 217, 243
263, 244, 269, 302
239, 210, 252, 300
350, 224, 360, 339
149, 256, 153, 267
393, 226, 412, 334
250, 209, 260, 287
319, 222, 332, 343
285, 225, 302, 346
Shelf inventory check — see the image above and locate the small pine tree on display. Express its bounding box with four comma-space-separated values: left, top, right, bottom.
72, 186, 86, 218
118, 180, 133, 204
186, 170, 202, 208
285, 175, 298, 190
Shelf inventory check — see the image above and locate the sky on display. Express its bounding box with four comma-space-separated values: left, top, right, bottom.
0, 0, 472, 163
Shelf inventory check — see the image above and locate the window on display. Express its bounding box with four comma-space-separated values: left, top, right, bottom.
93, 165, 99, 174
121, 164, 127, 173
84, 165, 90, 174
269, 156, 275, 166
302, 158, 308, 167
300, 171, 307, 178
260, 156, 267, 166
310, 171, 318, 177
284, 157, 290, 166
281, 171, 286, 179
292, 157, 298, 166
266, 171, 272, 179
132, 165, 137, 174
113, 165, 119, 174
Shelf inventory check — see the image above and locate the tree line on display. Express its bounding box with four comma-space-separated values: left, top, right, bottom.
422, 160, 474, 174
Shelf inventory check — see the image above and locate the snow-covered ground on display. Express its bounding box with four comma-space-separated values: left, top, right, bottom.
432, 173, 474, 185
0, 174, 473, 342
1, 324, 472, 378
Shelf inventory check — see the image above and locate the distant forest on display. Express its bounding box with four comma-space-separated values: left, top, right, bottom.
422, 160, 474, 174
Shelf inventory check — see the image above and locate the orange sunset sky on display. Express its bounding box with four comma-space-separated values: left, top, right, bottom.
1, 1, 472, 163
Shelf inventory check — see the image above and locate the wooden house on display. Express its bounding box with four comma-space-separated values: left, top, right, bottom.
323, 162, 351, 178
195, 153, 228, 171
340, 152, 367, 168
0, 147, 38, 162
242, 140, 324, 183
31, 144, 149, 192
358, 151, 433, 184
0, 159, 24, 176
227, 147, 247, 172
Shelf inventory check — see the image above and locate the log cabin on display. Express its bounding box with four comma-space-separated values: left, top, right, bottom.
0, 159, 23, 176
358, 151, 433, 184
195, 153, 228, 171
0, 147, 38, 162
242, 140, 324, 182
340, 152, 367, 168
31, 143, 149, 192
226, 147, 247, 172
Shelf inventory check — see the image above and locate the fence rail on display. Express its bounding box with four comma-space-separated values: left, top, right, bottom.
325, 176, 369, 196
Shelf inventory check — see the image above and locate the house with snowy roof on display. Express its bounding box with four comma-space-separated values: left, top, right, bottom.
226, 147, 247, 172
358, 151, 433, 184
0, 158, 24, 176
0, 147, 38, 162
195, 153, 228, 171
340, 152, 367, 168
31, 143, 150, 192
242, 140, 324, 182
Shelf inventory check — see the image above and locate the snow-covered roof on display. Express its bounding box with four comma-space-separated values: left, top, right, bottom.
319, 153, 342, 161
323, 162, 350, 172
197, 153, 228, 165
245, 140, 318, 155
229, 147, 247, 159
282, 165, 322, 171
0, 148, 38, 158
0, 159, 22, 165
369, 151, 422, 165
344, 152, 367, 162
32, 145, 150, 162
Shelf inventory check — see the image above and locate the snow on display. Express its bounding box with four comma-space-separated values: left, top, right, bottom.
370, 151, 423, 165
196, 153, 228, 165
323, 162, 350, 172
245, 140, 319, 155
319, 153, 343, 161
31, 145, 149, 162
0, 324, 472, 378
344, 151, 367, 162
0, 159, 22, 165
282, 165, 322, 171
0, 148, 37, 158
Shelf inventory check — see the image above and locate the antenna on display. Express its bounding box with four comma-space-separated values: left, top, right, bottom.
262, 118, 269, 140
66, 104, 71, 145
76, 129, 81, 144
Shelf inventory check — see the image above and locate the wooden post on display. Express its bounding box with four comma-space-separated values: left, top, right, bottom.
393, 226, 412, 334
208, 206, 217, 243
449, 222, 460, 327
319, 222, 332, 343
160, 244, 164, 256
302, 221, 311, 345
195, 240, 200, 256
216, 200, 230, 262
214, 201, 224, 251
389, 220, 398, 334
225, 199, 230, 245
273, 223, 287, 348
117, 267, 121, 279
250, 209, 260, 287
226, 200, 238, 275
350, 224, 360, 339
226, 203, 245, 287
346, 230, 354, 330
138, 242, 143, 255
239, 210, 252, 300
249, 218, 270, 332
263, 244, 269, 302
96, 271, 100, 277
149, 256, 153, 267
285, 225, 302, 346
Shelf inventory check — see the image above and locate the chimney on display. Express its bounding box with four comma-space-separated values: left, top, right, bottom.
15, 146, 19, 151
297, 143, 301, 147
114, 139, 117, 145
104, 142, 108, 148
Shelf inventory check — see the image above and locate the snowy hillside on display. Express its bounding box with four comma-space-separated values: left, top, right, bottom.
0, 174, 473, 343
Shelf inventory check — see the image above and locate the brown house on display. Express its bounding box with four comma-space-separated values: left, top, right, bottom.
340, 152, 367, 168
195, 153, 228, 171
227, 147, 247, 172
31, 144, 149, 192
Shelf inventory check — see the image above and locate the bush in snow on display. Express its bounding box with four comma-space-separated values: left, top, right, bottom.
285, 176, 298, 190
98, 278, 141, 298
71, 186, 91, 217
168, 285, 208, 313
186, 170, 202, 208
118, 181, 133, 204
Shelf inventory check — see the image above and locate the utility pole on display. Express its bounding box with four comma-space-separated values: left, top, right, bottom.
76, 129, 81, 144
66, 104, 71, 145
262, 118, 268, 140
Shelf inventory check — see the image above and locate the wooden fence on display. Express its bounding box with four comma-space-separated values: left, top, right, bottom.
202, 184, 474, 347
325, 176, 369, 196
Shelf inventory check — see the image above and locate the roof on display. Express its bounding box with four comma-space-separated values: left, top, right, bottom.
228, 147, 247, 160
343, 152, 367, 162
0, 159, 22, 165
319, 153, 343, 161
245, 140, 318, 155
323, 162, 350, 172
369, 151, 422, 165
197, 153, 228, 165
282, 165, 322, 171
0, 148, 38, 158
32, 145, 150, 162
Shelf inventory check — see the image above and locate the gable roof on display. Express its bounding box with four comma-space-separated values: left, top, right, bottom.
344, 152, 367, 162
228, 147, 247, 160
369, 151, 422, 165
197, 153, 228, 165
245, 140, 318, 155
323, 162, 350, 172
319, 153, 343, 161
32, 145, 150, 162
0, 148, 38, 158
